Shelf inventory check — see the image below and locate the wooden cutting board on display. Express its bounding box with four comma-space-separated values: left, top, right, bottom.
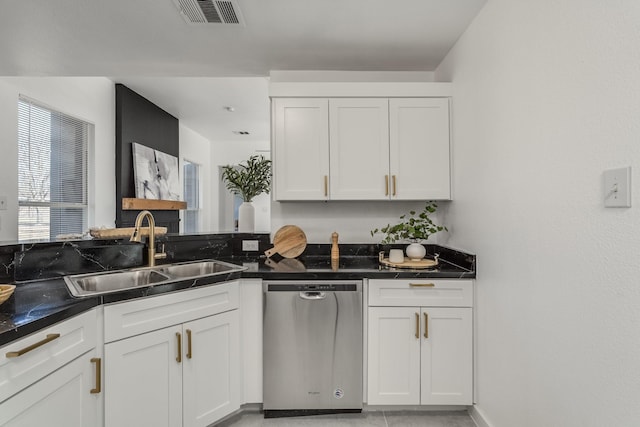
264, 258, 306, 271
264, 225, 307, 258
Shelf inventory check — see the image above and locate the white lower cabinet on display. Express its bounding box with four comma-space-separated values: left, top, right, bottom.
105, 325, 183, 427
367, 280, 473, 406
104, 282, 241, 427
0, 309, 102, 426
0, 349, 101, 427
183, 311, 240, 426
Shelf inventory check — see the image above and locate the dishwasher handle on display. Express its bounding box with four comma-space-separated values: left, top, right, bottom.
299, 291, 326, 300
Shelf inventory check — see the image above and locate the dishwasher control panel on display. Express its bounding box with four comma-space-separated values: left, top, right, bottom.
265, 281, 361, 292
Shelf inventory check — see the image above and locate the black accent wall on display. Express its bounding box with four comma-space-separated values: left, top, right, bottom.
115, 84, 180, 232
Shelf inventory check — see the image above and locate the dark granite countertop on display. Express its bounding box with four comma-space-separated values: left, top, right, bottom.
0, 245, 475, 348
0, 279, 100, 347
223, 254, 475, 281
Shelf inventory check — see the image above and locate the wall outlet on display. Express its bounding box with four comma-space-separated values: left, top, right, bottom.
242, 240, 260, 251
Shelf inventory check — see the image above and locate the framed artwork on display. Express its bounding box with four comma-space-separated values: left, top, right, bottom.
132, 142, 180, 200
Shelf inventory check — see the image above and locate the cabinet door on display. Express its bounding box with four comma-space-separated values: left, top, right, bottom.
367, 307, 420, 405
420, 307, 472, 405
389, 98, 450, 200
0, 350, 100, 427
0, 309, 97, 402
105, 325, 182, 427
183, 310, 240, 427
329, 98, 389, 200
273, 98, 329, 200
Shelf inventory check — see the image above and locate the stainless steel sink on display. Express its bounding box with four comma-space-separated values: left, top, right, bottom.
156, 260, 239, 280
64, 260, 245, 297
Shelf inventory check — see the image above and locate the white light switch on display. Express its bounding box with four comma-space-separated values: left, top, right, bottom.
604, 167, 631, 208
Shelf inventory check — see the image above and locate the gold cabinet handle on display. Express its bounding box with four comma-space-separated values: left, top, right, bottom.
409, 283, 435, 287
176, 332, 182, 363
324, 175, 328, 197
186, 329, 193, 359
385, 175, 389, 196
424, 312, 429, 339
415, 312, 420, 339
392, 175, 397, 196
90, 357, 102, 394
6, 333, 61, 358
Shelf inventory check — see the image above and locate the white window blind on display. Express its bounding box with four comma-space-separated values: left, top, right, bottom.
18, 96, 89, 240
183, 160, 200, 233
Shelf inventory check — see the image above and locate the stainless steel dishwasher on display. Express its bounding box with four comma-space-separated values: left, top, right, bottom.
263, 280, 363, 418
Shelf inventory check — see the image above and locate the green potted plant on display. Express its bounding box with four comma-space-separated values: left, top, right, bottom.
370, 201, 448, 260
221, 155, 271, 232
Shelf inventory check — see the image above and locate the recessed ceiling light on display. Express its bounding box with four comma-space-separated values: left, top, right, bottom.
233, 131, 250, 135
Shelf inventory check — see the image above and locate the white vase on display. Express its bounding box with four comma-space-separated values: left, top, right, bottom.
238, 201, 255, 232
406, 243, 426, 261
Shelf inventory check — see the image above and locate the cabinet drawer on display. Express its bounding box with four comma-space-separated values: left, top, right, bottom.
104, 281, 239, 343
0, 309, 97, 402
368, 279, 473, 307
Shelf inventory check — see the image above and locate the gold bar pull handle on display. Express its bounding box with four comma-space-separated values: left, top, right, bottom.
324, 175, 328, 197
90, 357, 102, 394
392, 175, 397, 196
415, 312, 420, 339
385, 175, 389, 196
409, 283, 435, 287
176, 332, 182, 363
6, 333, 61, 358
186, 329, 193, 359
424, 312, 429, 339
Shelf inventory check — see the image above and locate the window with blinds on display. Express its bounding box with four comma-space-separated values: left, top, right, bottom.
18, 97, 89, 240
183, 160, 200, 233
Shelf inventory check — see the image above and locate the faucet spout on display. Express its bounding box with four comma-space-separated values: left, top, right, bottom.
130, 210, 166, 267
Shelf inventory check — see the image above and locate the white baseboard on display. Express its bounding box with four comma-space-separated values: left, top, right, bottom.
468, 405, 494, 427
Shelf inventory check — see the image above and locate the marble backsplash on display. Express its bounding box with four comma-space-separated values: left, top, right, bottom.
3, 233, 271, 283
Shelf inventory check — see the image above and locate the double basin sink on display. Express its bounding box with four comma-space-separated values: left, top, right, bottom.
64, 260, 245, 297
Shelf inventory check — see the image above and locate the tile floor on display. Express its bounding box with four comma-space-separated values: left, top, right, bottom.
219, 410, 476, 427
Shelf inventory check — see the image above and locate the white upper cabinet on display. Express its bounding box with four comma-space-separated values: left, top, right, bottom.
273, 98, 329, 200
329, 98, 389, 200
389, 98, 450, 200
272, 92, 451, 201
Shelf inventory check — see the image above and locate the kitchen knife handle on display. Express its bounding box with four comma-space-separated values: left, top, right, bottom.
385, 175, 389, 196
415, 312, 420, 339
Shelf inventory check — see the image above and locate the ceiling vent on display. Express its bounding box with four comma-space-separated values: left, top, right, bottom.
173, 0, 245, 25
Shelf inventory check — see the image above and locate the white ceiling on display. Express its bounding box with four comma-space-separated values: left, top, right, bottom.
0, 0, 486, 143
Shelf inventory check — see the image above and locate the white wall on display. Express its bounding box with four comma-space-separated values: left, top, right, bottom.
435, 1, 640, 426
271, 201, 445, 244
180, 125, 212, 232
0, 77, 115, 240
